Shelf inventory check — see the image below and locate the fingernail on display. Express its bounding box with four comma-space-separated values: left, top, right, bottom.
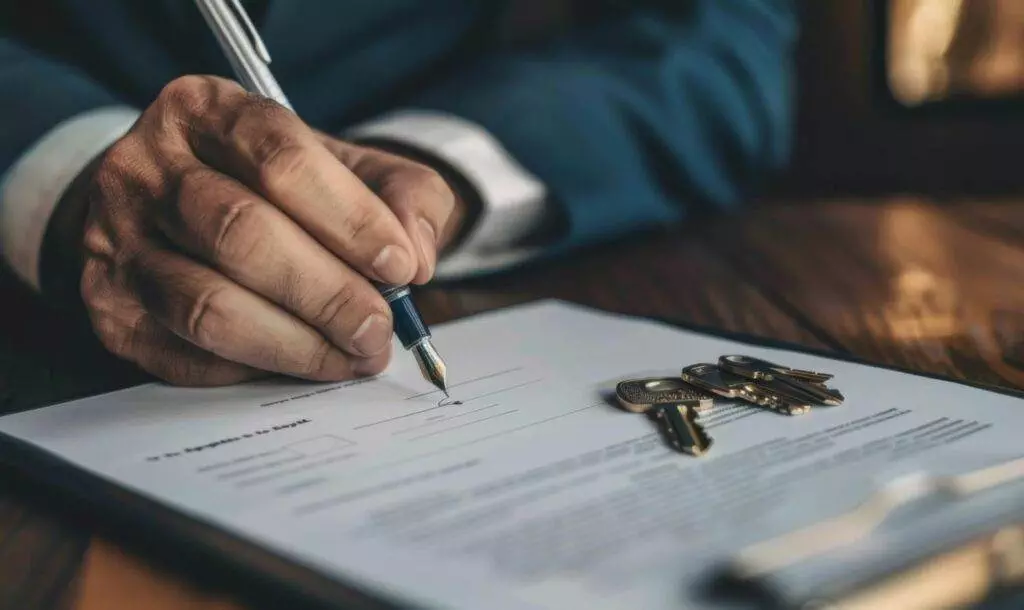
417, 218, 437, 278
372, 245, 414, 284
351, 313, 391, 357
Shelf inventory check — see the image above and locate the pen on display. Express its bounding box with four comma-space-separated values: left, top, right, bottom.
193, 0, 449, 395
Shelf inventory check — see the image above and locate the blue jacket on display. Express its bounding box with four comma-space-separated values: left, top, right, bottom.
0, 0, 797, 260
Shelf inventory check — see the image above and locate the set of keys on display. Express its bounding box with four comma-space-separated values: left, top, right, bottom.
615, 355, 844, 457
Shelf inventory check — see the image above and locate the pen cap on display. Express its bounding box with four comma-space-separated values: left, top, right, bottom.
377, 285, 430, 349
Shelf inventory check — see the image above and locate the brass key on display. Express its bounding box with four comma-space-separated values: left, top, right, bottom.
745, 379, 811, 415
652, 403, 713, 456
615, 377, 715, 413
718, 355, 833, 384
682, 363, 806, 415
680, 363, 761, 402
719, 355, 844, 406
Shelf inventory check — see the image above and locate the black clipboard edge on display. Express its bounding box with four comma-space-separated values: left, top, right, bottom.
1, 299, 1022, 610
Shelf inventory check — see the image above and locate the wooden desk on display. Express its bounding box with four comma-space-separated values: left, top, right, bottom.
1, 198, 1023, 609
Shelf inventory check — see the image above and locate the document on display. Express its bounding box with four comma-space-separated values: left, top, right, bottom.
1, 301, 1022, 609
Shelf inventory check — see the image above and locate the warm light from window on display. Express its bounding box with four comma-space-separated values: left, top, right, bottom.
888, 0, 1024, 105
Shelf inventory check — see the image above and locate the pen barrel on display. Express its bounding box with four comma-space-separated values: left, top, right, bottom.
377, 285, 430, 349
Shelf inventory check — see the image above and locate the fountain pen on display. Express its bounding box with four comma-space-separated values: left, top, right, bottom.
194, 0, 449, 395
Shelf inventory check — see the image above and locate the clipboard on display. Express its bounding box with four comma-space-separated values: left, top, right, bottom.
2, 303, 1023, 610
718, 460, 1024, 609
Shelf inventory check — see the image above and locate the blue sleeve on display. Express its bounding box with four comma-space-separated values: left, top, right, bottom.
0, 36, 123, 178
412, 0, 798, 251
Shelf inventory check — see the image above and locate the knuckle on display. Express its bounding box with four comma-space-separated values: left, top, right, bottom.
337, 202, 379, 243
101, 139, 139, 175
410, 165, 449, 196
211, 198, 263, 262
385, 165, 455, 218
308, 282, 361, 330
186, 287, 229, 349
159, 75, 218, 117
81, 222, 114, 260
301, 340, 341, 378
174, 166, 270, 263
94, 137, 170, 205
176, 163, 214, 193
413, 168, 456, 214
171, 165, 211, 216
253, 137, 310, 193
95, 142, 146, 198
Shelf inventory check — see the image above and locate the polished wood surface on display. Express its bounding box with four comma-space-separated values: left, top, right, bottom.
1, 198, 1023, 609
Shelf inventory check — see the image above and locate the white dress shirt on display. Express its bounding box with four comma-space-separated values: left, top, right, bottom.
0, 107, 551, 292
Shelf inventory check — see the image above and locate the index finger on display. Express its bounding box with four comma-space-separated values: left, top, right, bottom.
161, 76, 419, 286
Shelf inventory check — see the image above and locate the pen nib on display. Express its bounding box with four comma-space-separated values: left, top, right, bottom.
412, 339, 448, 396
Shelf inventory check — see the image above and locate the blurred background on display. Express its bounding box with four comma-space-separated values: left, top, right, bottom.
888, 0, 1024, 105
775, 0, 1024, 197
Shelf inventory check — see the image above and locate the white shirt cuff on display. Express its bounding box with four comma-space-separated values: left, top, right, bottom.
0, 106, 141, 291
344, 110, 551, 279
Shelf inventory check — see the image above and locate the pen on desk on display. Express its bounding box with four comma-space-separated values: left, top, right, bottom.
193, 0, 449, 395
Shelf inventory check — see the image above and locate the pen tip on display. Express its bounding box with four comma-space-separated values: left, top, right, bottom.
412, 339, 449, 397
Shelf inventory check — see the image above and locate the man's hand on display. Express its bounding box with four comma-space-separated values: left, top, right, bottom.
67, 75, 463, 386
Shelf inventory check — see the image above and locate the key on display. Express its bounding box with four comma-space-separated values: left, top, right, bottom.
680, 363, 761, 402
652, 403, 713, 456
718, 355, 833, 384
718, 355, 843, 406
746, 379, 811, 415
767, 374, 843, 407
729, 381, 804, 414
615, 377, 715, 414
745, 376, 819, 413
716, 352, 835, 380
681, 363, 806, 415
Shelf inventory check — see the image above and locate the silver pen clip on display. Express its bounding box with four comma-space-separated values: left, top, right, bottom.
225, 0, 271, 63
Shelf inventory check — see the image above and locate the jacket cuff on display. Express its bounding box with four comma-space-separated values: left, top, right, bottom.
0, 106, 140, 290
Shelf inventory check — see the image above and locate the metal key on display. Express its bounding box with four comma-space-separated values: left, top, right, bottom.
732, 381, 806, 414
680, 363, 762, 402
745, 379, 811, 415
719, 355, 844, 406
718, 355, 833, 384
652, 403, 713, 456
681, 363, 804, 415
615, 377, 715, 414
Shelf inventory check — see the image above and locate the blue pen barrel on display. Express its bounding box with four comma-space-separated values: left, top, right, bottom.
378, 285, 429, 348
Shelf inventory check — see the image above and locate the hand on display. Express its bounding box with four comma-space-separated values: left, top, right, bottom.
65, 75, 464, 386
314, 132, 472, 262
